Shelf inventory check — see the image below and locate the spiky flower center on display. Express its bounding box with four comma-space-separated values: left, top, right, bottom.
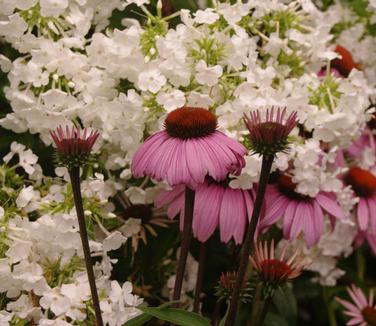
362, 307, 376, 326
165, 107, 217, 139
50, 126, 99, 169
345, 167, 376, 198
277, 174, 308, 200
259, 259, 292, 282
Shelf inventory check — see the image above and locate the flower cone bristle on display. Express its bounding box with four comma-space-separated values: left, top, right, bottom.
244, 107, 298, 156
50, 125, 99, 170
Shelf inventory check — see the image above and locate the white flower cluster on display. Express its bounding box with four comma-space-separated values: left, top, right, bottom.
0, 145, 142, 325
324, 1, 376, 87
0, 0, 375, 294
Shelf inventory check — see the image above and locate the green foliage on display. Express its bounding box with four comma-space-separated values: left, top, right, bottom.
309, 75, 342, 112
137, 307, 211, 326
277, 50, 305, 77
42, 256, 85, 287
260, 10, 301, 38
190, 37, 226, 66
140, 17, 168, 58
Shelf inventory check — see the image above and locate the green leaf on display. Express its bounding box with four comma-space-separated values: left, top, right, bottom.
264, 313, 289, 326
122, 313, 153, 326
121, 301, 181, 326
139, 307, 211, 326
272, 286, 297, 326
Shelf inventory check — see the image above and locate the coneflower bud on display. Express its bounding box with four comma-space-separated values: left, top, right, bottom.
50, 125, 99, 169
243, 107, 298, 156
216, 272, 252, 303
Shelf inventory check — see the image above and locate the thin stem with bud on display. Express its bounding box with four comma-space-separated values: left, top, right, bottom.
224, 154, 274, 326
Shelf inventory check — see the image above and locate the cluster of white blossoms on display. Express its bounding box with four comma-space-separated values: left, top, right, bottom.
0, 144, 142, 325
0, 0, 375, 304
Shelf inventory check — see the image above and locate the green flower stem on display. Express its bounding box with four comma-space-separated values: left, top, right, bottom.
69, 167, 104, 326
172, 187, 196, 305
247, 283, 273, 326
193, 241, 207, 313
225, 155, 275, 326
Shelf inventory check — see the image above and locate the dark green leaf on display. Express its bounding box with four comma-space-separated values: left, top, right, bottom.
122, 313, 153, 326
264, 313, 289, 326
139, 307, 211, 326
272, 286, 297, 326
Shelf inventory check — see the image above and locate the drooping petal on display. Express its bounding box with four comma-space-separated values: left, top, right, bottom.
132, 131, 169, 177
367, 197, 376, 235
219, 189, 243, 243
316, 193, 344, 219
261, 194, 289, 227
193, 184, 222, 242
312, 200, 324, 244
232, 190, 248, 244
303, 202, 316, 247
289, 201, 306, 240
283, 201, 298, 239
357, 198, 369, 231
185, 140, 206, 185
155, 185, 185, 208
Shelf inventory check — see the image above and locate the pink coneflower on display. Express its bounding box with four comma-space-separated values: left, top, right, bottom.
345, 167, 376, 234
156, 179, 254, 244
249, 240, 304, 285
260, 174, 345, 247
243, 107, 298, 156
50, 125, 99, 169
132, 107, 246, 188
337, 285, 376, 326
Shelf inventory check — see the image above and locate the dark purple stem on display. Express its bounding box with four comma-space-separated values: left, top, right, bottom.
172, 187, 196, 305
224, 155, 274, 326
193, 241, 207, 312
69, 167, 104, 326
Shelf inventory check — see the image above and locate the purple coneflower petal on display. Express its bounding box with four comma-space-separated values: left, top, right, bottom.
316, 193, 345, 219
185, 140, 206, 184
243, 190, 254, 223
155, 185, 185, 209
261, 195, 288, 227
303, 202, 317, 247
283, 201, 298, 239
132, 131, 168, 177
289, 201, 306, 240
312, 200, 324, 243
233, 190, 248, 244
193, 184, 222, 242
367, 197, 376, 235
219, 189, 244, 243
357, 198, 369, 231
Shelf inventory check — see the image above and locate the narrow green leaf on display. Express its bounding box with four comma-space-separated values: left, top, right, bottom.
139, 307, 211, 326
272, 286, 297, 326
122, 313, 153, 326
121, 301, 182, 326
264, 313, 289, 326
